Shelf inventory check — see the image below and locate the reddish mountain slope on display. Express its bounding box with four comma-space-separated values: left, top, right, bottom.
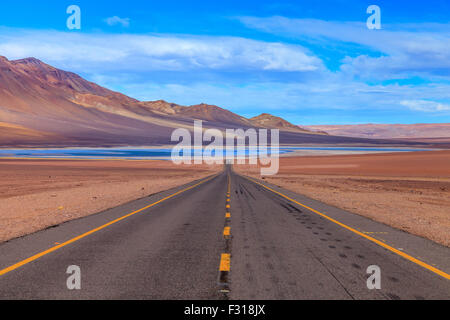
0, 56, 424, 147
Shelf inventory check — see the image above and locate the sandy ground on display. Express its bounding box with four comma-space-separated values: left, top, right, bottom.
0, 159, 220, 243
235, 151, 450, 247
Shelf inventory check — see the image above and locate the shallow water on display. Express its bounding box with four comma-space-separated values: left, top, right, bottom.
0, 147, 429, 160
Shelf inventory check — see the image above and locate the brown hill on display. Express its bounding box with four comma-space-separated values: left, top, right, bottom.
0, 56, 424, 147
251, 113, 325, 134
176, 103, 252, 126
142, 101, 252, 127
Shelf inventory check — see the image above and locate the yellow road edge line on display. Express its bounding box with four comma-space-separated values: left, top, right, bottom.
0, 174, 218, 277
219, 253, 231, 272
246, 177, 450, 280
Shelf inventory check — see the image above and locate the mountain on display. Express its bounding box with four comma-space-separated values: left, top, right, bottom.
142, 101, 252, 127
250, 113, 323, 134
0, 56, 425, 147
0, 56, 170, 146
303, 124, 450, 141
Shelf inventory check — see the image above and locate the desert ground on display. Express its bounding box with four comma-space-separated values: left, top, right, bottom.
235, 150, 450, 247
0, 159, 220, 243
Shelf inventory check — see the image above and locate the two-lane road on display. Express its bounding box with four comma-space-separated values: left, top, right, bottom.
0, 166, 449, 299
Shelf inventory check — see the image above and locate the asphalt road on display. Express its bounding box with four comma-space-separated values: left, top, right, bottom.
0, 165, 449, 299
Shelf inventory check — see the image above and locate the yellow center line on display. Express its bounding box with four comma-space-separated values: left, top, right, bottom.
225, 213, 231, 219
219, 253, 231, 272
226, 204, 230, 209
0, 174, 219, 278
246, 176, 450, 281
223, 227, 231, 237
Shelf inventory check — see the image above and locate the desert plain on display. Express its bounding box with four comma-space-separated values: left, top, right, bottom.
1, 150, 449, 248
0, 159, 220, 243
235, 150, 450, 247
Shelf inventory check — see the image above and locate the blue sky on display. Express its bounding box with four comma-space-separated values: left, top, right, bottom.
0, 0, 450, 124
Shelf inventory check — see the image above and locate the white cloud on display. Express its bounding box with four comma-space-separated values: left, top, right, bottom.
1, 25, 449, 122
400, 100, 450, 112
0, 28, 322, 73
238, 16, 450, 79
104, 16, 130, 28
115, 74, 450, 116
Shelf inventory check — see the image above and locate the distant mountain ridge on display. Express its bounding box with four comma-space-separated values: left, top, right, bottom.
303, 123, 450, 140
0, 56, 422, 147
